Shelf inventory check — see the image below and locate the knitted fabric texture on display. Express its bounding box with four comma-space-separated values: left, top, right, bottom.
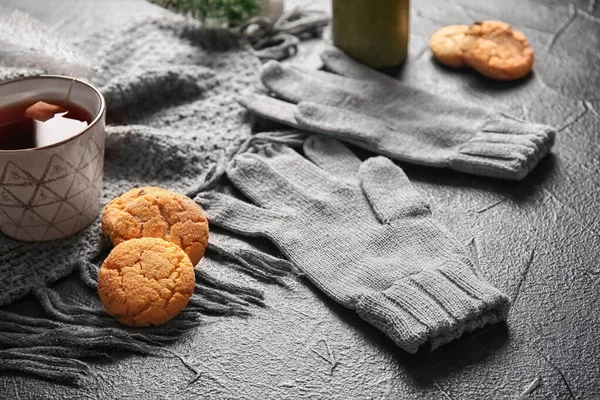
0, 7, 297, 383
197, 136, 511, 354
0, 8, 263, 305
239, 47, 557, 181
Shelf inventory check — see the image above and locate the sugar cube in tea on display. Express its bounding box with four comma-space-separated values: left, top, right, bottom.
0, 99, 92, 150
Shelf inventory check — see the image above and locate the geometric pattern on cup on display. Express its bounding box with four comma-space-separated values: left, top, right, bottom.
0, 135, 104, 241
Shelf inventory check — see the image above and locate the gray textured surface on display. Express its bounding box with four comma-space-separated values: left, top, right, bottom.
1, 0, 600, 399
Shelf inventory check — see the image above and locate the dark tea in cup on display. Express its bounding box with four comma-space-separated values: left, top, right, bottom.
0, 99, 93, 150
0, 75, 106, 241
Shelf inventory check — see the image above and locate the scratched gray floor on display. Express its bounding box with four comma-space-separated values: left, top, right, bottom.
1, 0, 600, 398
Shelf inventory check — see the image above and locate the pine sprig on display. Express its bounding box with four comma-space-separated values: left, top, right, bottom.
150, 0, 262, 25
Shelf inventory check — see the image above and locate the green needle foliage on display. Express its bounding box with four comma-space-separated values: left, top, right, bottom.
150, 0, 262, 25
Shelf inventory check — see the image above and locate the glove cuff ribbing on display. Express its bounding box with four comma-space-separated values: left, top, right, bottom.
355, 261, 510, 354
449, 115, 556, 180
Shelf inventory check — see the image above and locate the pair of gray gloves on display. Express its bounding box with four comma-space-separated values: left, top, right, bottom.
198, 48, 555, 353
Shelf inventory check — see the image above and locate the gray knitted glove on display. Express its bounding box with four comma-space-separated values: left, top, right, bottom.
197, 136, 510, 353
240, 47, 556, 181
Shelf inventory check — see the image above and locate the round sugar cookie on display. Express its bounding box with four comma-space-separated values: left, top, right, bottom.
98, 238, 195, 327
429, 24, 475, 67
102, 187, 209, 266
463, 21, 534, 80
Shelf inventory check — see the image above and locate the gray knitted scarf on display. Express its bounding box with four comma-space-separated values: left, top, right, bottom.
0, 6, 309, 384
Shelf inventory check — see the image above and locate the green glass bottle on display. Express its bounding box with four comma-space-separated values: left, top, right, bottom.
332, 0, 410, 68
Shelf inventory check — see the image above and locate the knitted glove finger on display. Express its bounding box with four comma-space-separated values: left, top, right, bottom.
196, 191, 285, 237
226, 153, 311, 210
238, 91, 301, 128
238, 92, 381, 151
321, 46, 395, 84
261, 60, 372, 106
256, 145, 351, 196
303, 136, 361, 185
321, 47, 454, 103
358, 157, 431, 223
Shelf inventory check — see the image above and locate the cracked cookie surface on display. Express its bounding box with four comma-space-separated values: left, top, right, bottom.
102, 187, 209, 266
429, 25, 474, 68
98, 238, 195, 327
429, 20, 534, 80
463, 21, 534, 80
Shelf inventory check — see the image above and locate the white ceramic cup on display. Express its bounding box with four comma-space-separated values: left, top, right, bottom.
0, 76, 106, 241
